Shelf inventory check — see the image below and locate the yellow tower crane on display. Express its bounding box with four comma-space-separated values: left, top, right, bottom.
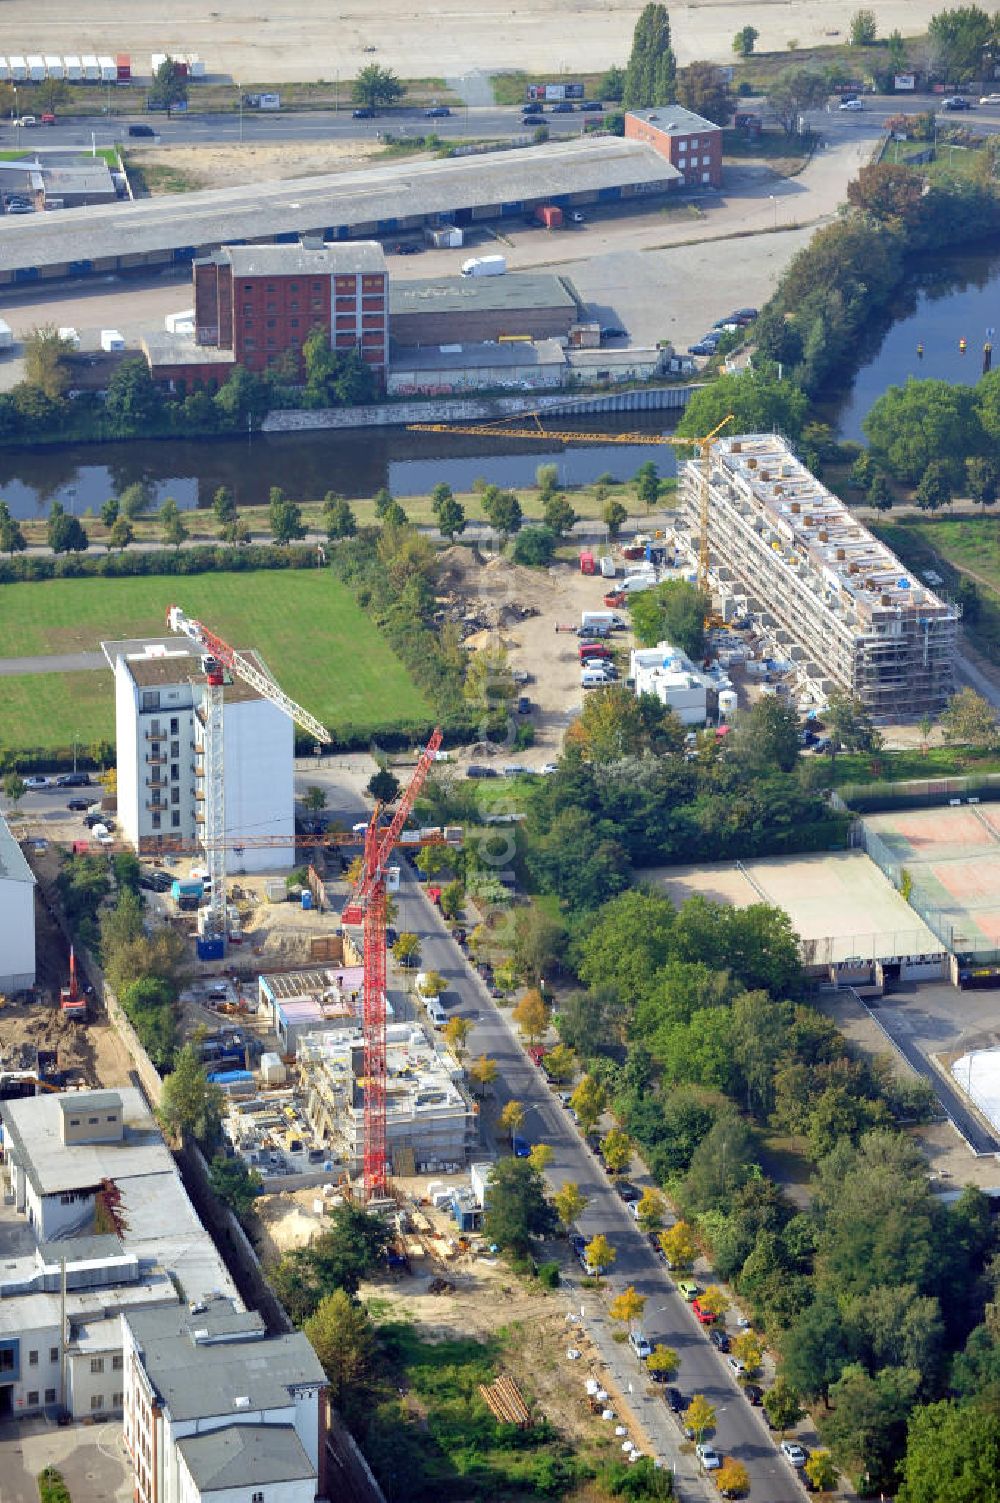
407, 413, 733, 596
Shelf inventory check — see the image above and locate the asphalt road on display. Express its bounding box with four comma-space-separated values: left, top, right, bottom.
1, 104, 549, 150
388, 856, 805, 1500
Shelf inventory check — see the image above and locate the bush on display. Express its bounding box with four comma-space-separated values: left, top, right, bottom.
511, 526, 557, 567
537, 1260, 561, 1288
38, 1468, 72, 1503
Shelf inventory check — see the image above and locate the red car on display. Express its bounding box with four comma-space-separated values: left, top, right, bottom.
691, 1299, 717, 1325
40, 113, 56, 125
578, 642, 611, 660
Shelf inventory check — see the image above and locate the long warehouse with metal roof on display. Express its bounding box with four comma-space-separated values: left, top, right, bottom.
0, 136, 681, 285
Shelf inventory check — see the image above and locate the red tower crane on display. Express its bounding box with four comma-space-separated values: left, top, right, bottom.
341, 727, 443, 1199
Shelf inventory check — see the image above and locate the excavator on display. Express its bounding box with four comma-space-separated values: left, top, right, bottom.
59, 946, 87, 1021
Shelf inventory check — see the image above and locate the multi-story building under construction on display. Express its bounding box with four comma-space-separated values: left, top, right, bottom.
681, 434, 959, 717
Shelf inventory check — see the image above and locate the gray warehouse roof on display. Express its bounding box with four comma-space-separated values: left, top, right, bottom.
177, 1426, 314, 1490
391, 338, 567, 372
0, 811, 34, 886
390, 272, 578, 316
0, 1087, 173, 1196
217, 241, 386, 277
0, 137, 680, 274
626, 106, 722, 135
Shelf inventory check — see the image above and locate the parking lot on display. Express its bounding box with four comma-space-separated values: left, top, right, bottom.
0, 1418, 131, 1503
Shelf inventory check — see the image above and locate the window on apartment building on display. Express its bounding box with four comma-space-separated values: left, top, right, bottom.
267, 303, 277, 314
266, 318, 276, 329
243, 283, 253, 292
112, 1391, 123, 1408
311, 280, 322, 290
113, 1354, 123, 1371
171, 812, 181, 829
290, 319, 300, 330
0, 1350, 14, 1373
170, 716, 179, 733
50, 1348, 58, 1364
91, 1395, 103, 1411
243, 303, 253, 315
45, 1389, 56, 1404
88, 1116, 99, 1125
311, 299, 323, 312
29, 1350, 38, 1366
91, 1358, 104, 1374
170, 764, 179, 782
141, 693, 160, 712
266, 282, 276, 292
170, 739, 179, 757
171, 788, 180, 806
267, 338, 276, 349
244, 338, 256, 351
27, 1391, 38, 1407
252, 1492, 264, 1503
290, 300, 299, 311
151, 813, 161, 830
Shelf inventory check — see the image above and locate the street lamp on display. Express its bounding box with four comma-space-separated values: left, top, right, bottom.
236, 81, 243, 143
769, 193, 777, 229
13, 84, 19, 144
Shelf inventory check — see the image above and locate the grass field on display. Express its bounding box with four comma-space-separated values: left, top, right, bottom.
0, 572, 431, 750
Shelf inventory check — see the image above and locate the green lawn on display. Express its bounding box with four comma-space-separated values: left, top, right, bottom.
0, 572, 431, 751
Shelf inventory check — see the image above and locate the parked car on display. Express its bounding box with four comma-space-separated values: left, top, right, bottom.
781, 1441, 808, 1468
600, 324, 628, 340
17, 115, 37, 127
731, 307, 758, 323
943, 96, 974, 109
517, 695, 532, 714
709, 1328, 730, 1352
511, 1135, 531, 1158
68, 797, 99, 811
128, 123, 156, 137
743, 1384, 764, 1406
85, 812, 113, 829
664, 1387, 684, 1413
569, 1233, 587, 1256
352, 106, 376, 118
424, 106, 451, 117
692, 1298, 717, 1325
980, 93, 1000, 104
40, 113, 56, 125
393, 241, 421, 254
839, 96, 863, 110
614, 1179, 640, 1202
466, 764, 498, 778
24, 775, 52, 789
57, 772, 91, 787
502, 763, 527, 776
628, 1331, 652, 1360
727, 1355, 747, 1377
522, 101, 543, 114
696, 1444, 721, 1471
677, 1280, 701, 1302
551, 101, 575, 112
6, 199, 32, 213
540, 762, 558, 774
688, 337, 718, 356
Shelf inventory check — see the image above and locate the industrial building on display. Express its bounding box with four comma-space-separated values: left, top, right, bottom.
389, 272, 581, 347
259, 965, 374, 1054
123, 1297, 325, 1503
387, 338, 670, 396
0, 811, 35, 991
103, 637, 294, 869
624, 106, 723, 189
0, 1088, 239, 1421
0, 136, 680, 286
0, 156, 118, 210
298, 1025, 477, 1176
145, 241, 389, 387
682, 434, 959, 717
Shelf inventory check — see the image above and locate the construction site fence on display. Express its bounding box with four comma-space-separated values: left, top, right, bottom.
838, 771, 1000, 814
854, 820, 1000, 959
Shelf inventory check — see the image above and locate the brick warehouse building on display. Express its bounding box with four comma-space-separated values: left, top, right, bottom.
623, 106, 722, 189
143, 241, 388, 388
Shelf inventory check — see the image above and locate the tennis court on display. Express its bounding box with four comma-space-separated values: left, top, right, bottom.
644, 849, 939, 965
863, 804, 1000, 952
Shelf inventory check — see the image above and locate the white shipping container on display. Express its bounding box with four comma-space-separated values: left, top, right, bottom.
82, 54, 100, 81
100, 328, 125, 352
9, 57, 28, 81
57, 326, 80, 348
64, 56, 82, 81
44, 56, 64, 79
0, 319, 13, 350
99, 56, 116, 81
27, 56, 45, 82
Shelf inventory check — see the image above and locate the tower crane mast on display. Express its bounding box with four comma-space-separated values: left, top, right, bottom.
165, 605, 330, 943
342, 727, 443, 1199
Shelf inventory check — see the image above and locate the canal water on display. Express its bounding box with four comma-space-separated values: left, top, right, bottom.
0, 416, 679, 521
836, 241, 1000, 442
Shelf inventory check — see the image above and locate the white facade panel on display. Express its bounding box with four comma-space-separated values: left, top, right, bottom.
222, 699, 294, 871
0, 872, 35, 989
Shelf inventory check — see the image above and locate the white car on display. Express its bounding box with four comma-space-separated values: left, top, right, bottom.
727, 1355, 747, 1376
981, 93, 1000, 104
92, 824, 114, 845
628, 1331, 652, 1360
23, 775, 51, 789
540, 762, 558, 775
839, 97, 863, 110
696, 1445, 721, 1471
781, 1441, 808, 1468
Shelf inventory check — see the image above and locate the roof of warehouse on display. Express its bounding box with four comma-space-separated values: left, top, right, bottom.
390, 272, 578, 316
0, 810, 34, 887
177, 1426, 315, 1491
391, 338, 567, 371
0, 137, 680, 273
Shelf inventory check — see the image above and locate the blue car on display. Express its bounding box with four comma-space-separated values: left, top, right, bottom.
512, 1135, 531, 1158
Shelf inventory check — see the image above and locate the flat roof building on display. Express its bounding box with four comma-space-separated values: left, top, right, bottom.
0, 810, 35, 991
102, 637, 294, 870
389, 272, 580, 347
625, 106, 723, 189
681, 434, 959, 716
387, 337, 569, 396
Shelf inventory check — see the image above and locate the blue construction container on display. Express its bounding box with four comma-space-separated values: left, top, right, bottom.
300, 890, 313, 910
196, 935, 225, 961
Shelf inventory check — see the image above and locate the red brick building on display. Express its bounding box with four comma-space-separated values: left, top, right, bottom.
624, 106, 722, 189
143, 241, 388, 388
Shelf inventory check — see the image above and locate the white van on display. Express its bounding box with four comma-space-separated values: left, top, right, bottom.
620, 573, 656, 595
581, 667, 612, 688
425, 995, 446, 1028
